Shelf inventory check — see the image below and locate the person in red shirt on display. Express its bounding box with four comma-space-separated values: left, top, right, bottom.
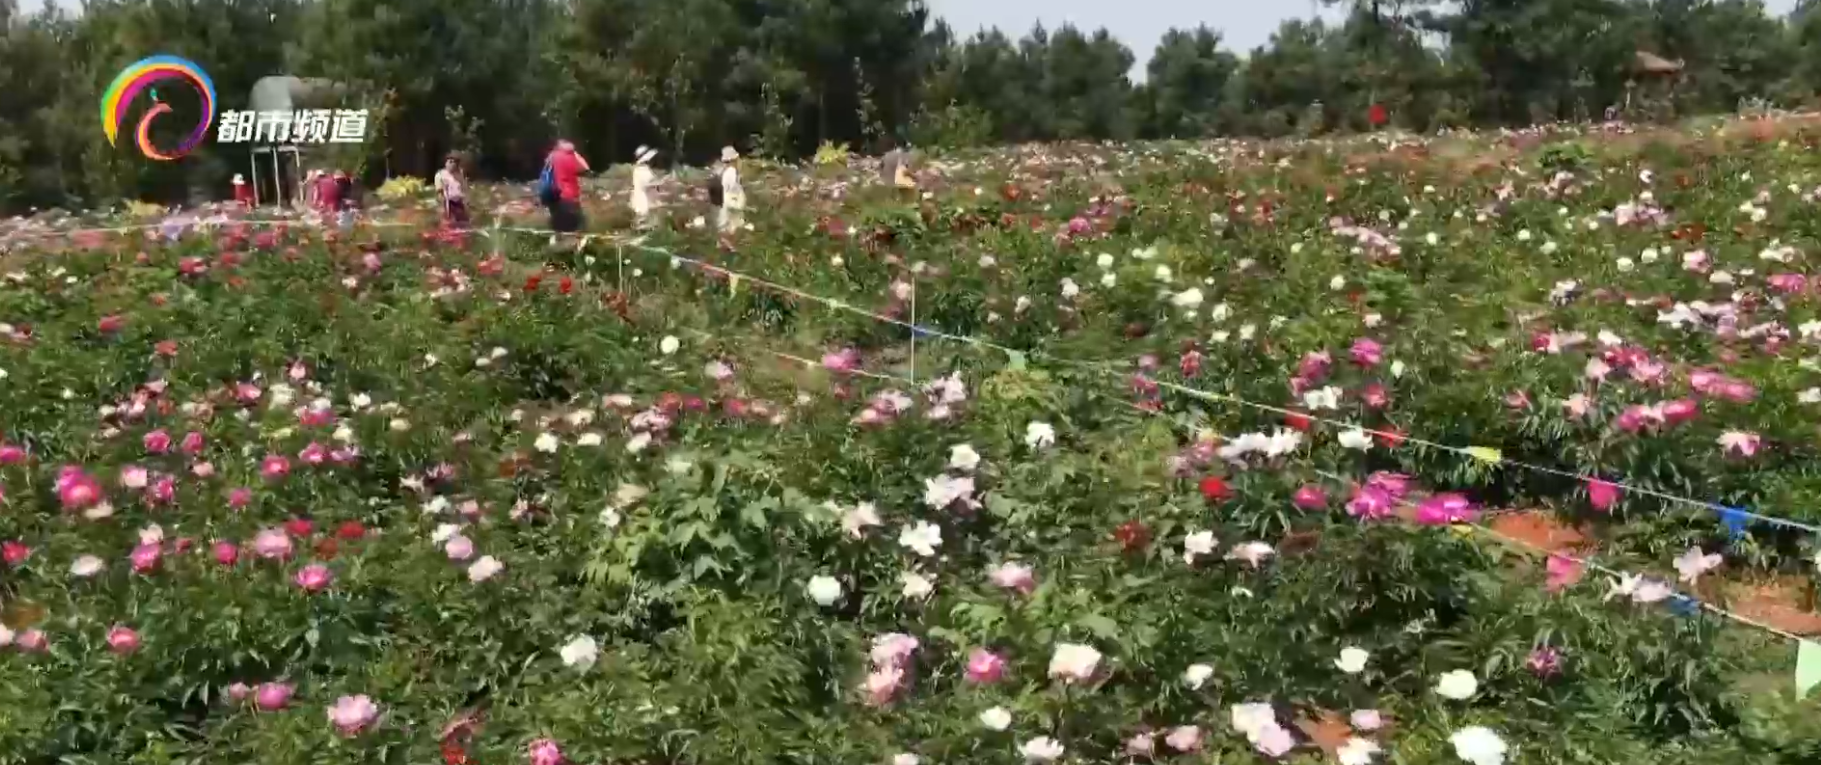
546, 139, 589, 233
314, 170, 341, 214
231, 174, 255, 208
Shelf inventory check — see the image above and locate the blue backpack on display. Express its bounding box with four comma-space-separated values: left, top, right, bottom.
536, 161, 558, 206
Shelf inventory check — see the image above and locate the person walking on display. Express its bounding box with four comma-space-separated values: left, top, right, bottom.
435, 154, 470, 228
231, 174, 255, 208
545, 139, 589, 233
716, 145, 744, 235
629, 145, 657, 229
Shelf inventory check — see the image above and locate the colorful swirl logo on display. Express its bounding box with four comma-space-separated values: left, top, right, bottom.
100, 55, 217, 161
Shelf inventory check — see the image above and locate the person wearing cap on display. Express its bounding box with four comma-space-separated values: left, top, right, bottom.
630, 146, 658, 229
435, 154, 469, 228
716, 145, 745, 234
231, 174, 255, 208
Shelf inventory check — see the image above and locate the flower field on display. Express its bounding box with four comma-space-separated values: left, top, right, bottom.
8, 120, 1821, 764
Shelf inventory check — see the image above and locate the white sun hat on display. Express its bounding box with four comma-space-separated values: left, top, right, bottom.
720, 146, 739, 163
232, 174, 246, 185
635, 146, 657, 164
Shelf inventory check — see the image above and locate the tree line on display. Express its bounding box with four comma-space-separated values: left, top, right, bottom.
3, 0, 1820, 213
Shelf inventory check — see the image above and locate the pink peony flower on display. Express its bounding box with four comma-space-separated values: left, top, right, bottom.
0, 443, 25, 464
146, 475, 176, 504
861, 665, 905, 706
1297, 351, 1332, 382
213, 540, 240, 566
445, 535, 476, 561
255, 682, 295, 710
120, 465, 149, 489
1349, 709, 1383, 732
228, 487, 253, 509
299, 442, 328, 466
528, 739, 565, 765
56, 466, 103, 511
965, 648, 1007, 684
1719, 430, 1762, 458
1545, 554, 1585, 593
295, 563, 334, 592
1253, 723, 1295, 757
1349, 338, 1383, 367
181, 431, 205, 455
261, 455, 291, 481
143, 429, 172, 454
1527, 647, 1563, 677
129, 543, 163, 574
106, 625, 141, 655
988, 562, 1036, 594
1292, 485, 1329, 510
1164, 725, 1203, 752
327, 694, 380, 736
1364, 471, 1410, 498
2, 540, 29, 566
252, 528, 294, 560
14, 629, 47, 653
227, 682, 253, 701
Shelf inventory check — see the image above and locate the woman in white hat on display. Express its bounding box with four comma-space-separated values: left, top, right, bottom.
716, 145, 745, 234
630, 145, 658, 228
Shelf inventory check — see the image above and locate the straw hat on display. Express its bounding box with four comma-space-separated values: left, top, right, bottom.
635, 146, 657, 164
720, 146, 739, 163
232, 174, 245, 185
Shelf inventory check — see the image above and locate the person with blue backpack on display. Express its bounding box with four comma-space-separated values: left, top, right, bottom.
540, 140, 589, 233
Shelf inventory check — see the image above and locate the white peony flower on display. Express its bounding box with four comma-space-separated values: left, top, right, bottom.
1019, 736, 1065, 763
1449, 726, 1508, 765
1182, 663, 1215, 690
1047, 643, 1102, 683
948, 444, 981, 472
900, 571, 934, 600
1337, 736, 1383, 765
559, 635, 599, 670
806, 575, 843, 606
897, 521, 942, 558
1024, 421, 1057, 449
467, 555, 504, 583
1335, 647, 1370, 674
70, 555, 105, 578
659, 335, 680, 355
979, 706, 1013, 731
1434, 669, 1479, 700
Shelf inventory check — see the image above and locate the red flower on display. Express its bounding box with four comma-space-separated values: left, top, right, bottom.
1368, 103, 1388, 126
441, 741, 469, 765
335, 520, 367, 540
1283, 412, 1313, 431
98, 315, 125, 333
313, 538, 340, 560
523, 274, 543, 293
559, 276, 574, 295
1199, 476, 1233, 502
1113, 519, 1151, 553
284, 518, 315, 538
1374, 428, 1407, 448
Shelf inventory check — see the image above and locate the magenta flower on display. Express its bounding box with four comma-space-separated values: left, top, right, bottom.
143, 429, 172, 454
228, 487, 253, 509
1661, 398, 1699, 425
0, 444, 25, 464
1719, 431, 1762, 458
181, 431, 205, 455
295, 564, 334, 592
326, 694, 380, 735
299, 442, 328, 466
1358, 382, 1389, 409
1291, 485, 1329, 510
255, 682, 295, 711
1586, 479, 1621, 511
212, 540, 240, 566
528, 739, 565, 765
106, 625, 141, 655
1364, 471, 1410, 499
1345, 485, 1396, 520
1545, 554, 1585, 592
1297, 351, 1332, 382
1527, 646, 1563, 677
1415, 493, 1477, 525
146, 475, 176, 504
1349, 338, 1383, 367
965, 648, 1007, 684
